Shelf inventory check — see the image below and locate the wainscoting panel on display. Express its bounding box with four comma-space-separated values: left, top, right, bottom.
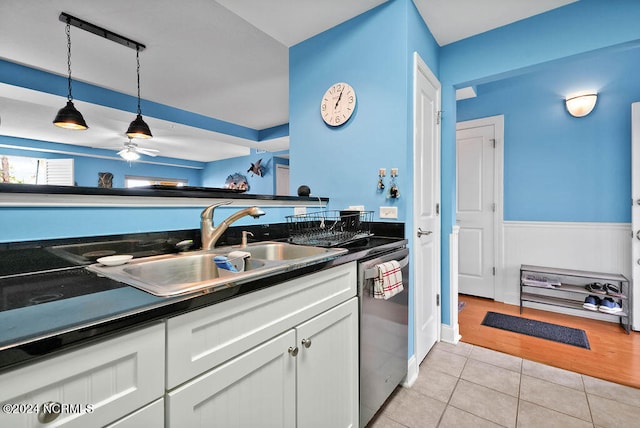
500, 222, 631, 307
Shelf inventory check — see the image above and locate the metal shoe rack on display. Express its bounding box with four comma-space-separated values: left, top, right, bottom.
519, 264, 631, 334
286, 210, 373, 247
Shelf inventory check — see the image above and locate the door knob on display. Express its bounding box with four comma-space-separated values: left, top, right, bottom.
417, 228, 432, 238
288, 346, 299, 357
301, 338, 312, 348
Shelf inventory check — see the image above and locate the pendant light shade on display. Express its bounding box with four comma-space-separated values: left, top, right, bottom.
53, 19, 88, 130
53, 100, 88, 130
126, 114, 153, 139
127, 47, 152, 139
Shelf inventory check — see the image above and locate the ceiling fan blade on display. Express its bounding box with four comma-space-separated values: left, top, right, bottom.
138, 149, 158, 157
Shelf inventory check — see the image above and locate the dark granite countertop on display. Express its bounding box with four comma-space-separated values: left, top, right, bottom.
0, 222, 404, 372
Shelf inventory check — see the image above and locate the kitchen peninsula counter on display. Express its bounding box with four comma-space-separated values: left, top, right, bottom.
0, 183, 329, 207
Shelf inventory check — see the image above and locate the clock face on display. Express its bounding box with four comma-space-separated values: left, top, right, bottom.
320, 82, 356, 127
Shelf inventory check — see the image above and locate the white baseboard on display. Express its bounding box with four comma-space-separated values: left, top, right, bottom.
402, 355, 418, 388
440, 323, 461, 344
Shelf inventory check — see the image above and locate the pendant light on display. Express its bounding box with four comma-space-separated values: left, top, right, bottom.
53, 18, 88, 130
126, 46, 152, 138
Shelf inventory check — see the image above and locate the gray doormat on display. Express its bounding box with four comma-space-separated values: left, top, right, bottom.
481, 311, 590, 349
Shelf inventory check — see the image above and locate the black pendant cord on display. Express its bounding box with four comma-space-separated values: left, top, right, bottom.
65, 21, 73, 102
136, 47, 142, 115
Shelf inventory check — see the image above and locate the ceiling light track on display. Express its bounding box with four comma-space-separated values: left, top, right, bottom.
59, 12, 145, 51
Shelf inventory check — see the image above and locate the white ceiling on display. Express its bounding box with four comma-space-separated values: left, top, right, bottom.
0, 0, 576, 162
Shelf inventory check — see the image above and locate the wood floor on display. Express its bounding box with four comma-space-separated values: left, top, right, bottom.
457, 294, 640, 389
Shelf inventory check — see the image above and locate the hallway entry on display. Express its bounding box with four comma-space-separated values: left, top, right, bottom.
456, 116, 503, 299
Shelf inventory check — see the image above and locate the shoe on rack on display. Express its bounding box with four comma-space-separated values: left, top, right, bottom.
604, 283, 624, 298
583, 295, 601, 311
586, 282, 606, 295
598, 297, 623, 314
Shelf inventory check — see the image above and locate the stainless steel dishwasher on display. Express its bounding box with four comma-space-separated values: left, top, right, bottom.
357, 243, 409, 427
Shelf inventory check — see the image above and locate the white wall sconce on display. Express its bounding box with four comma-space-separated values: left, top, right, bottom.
565, 92, 598, 117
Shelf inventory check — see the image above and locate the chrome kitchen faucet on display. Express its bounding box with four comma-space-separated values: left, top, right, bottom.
200, 201, 266, 250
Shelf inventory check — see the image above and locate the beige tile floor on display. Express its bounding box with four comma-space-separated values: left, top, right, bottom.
368, 341, 640, 428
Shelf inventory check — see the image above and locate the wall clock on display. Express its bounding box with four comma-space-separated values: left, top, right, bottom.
320, 82, 356, 126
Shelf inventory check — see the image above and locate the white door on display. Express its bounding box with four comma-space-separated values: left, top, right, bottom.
413, 53, 441, 365
631, 102, 640, 331
296, 298, 358, 428
456, 117, 502, 298
276, 164, 290, 195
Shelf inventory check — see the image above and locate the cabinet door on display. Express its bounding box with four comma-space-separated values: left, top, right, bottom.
0, 323, 164, 428
167, 330, 296, 428
296, 298, 359, 428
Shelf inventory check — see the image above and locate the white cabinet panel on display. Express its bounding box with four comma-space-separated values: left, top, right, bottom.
166, 262, 356, 388
105, 398, 164, 428
167, 330, 296, 428
0, 323, 165, 428
297, 298, 358, 428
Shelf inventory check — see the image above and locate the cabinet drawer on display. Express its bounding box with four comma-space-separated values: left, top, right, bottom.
167, 262, 356, 388
0, 323, 165, 428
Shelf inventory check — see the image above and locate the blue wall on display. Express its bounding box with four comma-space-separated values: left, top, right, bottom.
289, 0, 439, 358
457, 45, 640, 223
439, 0, 640, 325
1, 135, 204, 187
202, 149, 289, 195
290, 0, 438, 218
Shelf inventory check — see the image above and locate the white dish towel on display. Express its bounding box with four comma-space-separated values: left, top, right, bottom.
373, 260, 403, 300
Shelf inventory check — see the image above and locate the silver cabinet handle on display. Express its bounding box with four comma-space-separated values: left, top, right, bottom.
38, 402, 62, 424
288, 346, 299, 357
636, 230, 640, 240
417, 228, 432, 238
301, 338, 312, 348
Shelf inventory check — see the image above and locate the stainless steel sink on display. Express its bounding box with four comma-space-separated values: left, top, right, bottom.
241, 241, 340, 261
86, 242, 347, 297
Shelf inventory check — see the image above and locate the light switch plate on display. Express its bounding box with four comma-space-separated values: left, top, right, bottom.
294, 206, 306, 216
347, 205, 365, 212
379, 206, 398, 219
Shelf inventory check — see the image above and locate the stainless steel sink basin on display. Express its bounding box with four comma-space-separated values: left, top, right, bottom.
86, 242, 347, 297
241, 242, 339, 261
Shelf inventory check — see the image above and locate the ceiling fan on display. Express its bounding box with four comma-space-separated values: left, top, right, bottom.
114, 138, 159, 160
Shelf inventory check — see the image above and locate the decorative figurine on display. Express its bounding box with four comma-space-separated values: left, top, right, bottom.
98, 172, 113, 188
247, 159, 265, 177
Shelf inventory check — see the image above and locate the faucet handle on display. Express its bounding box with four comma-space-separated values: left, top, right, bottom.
201, 200, 232, 220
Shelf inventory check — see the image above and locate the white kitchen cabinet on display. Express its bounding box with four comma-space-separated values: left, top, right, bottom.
0, 322, 165, 428
167, 297, 358, 428
166, 262, 357, 389
166, 262, 358, 427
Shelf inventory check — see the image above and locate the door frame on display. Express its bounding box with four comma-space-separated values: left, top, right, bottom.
411, 52, 441, 381
456, 115, 505, 302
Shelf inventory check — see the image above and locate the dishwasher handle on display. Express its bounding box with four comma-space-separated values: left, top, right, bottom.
364, 255, 409, 280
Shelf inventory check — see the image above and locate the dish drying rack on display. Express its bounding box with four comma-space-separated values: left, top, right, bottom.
286, 210, 373, 247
